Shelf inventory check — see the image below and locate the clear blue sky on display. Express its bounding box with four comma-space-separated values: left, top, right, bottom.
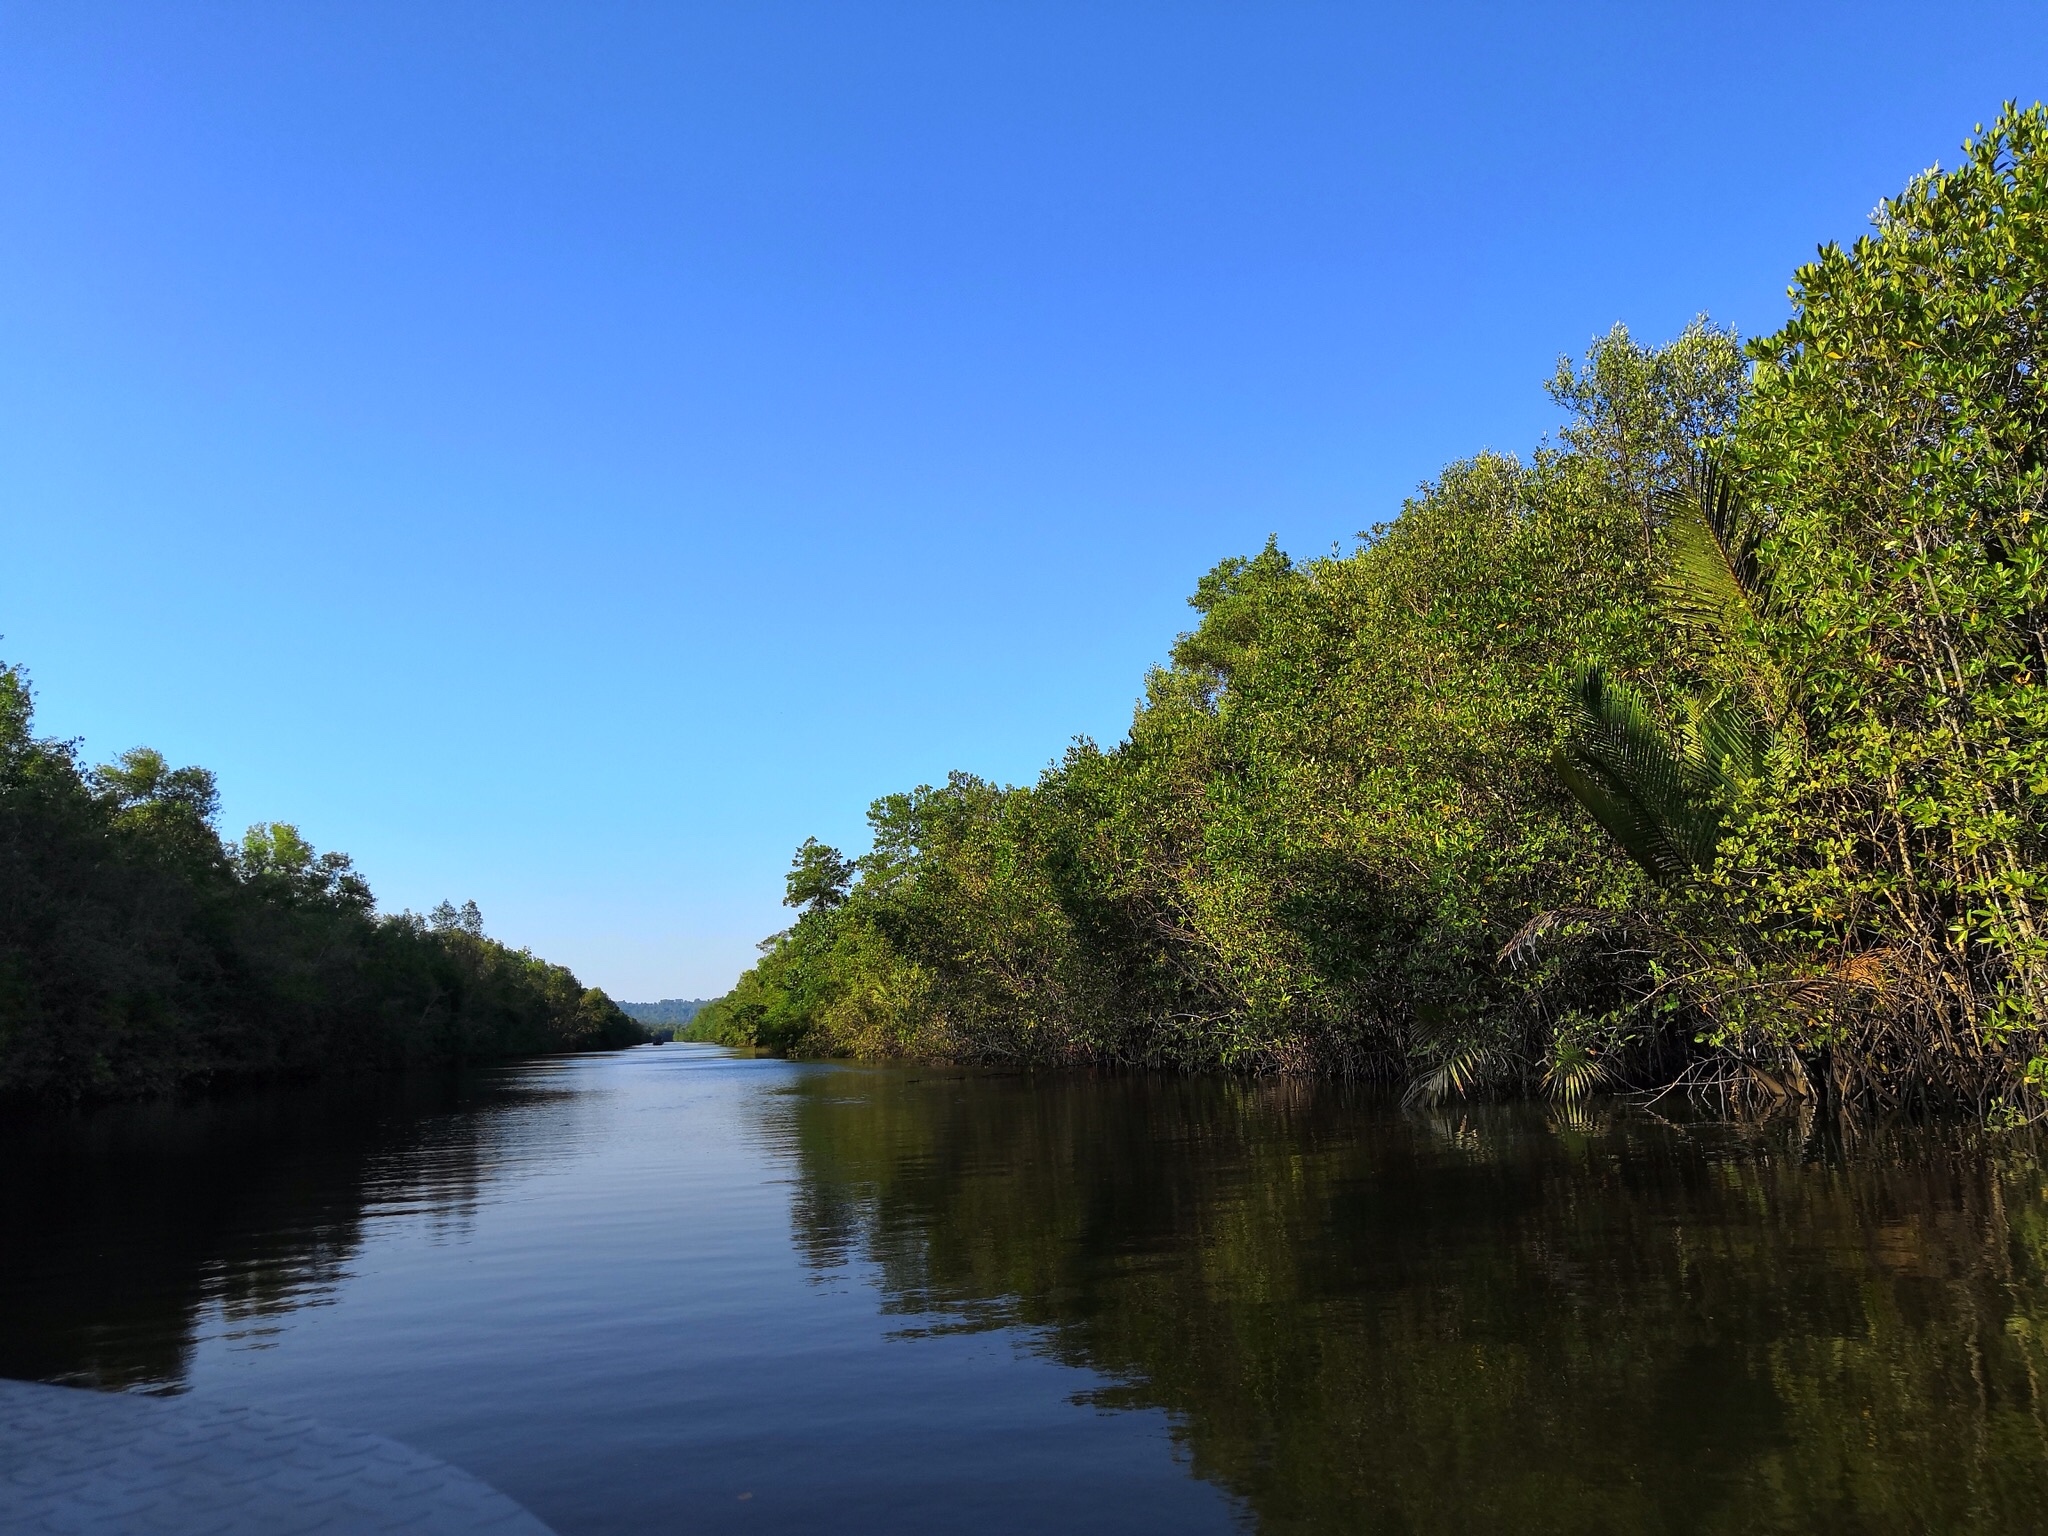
1, 3, 2040, 999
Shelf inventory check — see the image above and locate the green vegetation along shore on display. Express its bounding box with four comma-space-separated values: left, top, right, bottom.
0, 666, 644, 1100
698, 106, 2048, 1117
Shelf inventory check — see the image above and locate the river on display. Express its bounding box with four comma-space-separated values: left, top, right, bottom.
3, 1043, 2046, 1534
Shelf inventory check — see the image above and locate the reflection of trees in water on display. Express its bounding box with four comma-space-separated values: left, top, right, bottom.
0, 1071, 576, 1392
775, 1071, 2048, 1536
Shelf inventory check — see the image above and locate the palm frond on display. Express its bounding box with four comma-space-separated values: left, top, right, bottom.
1571, 669, 1693, 821
1403, 1045, 1508, 1107
1550, 459, 1792, 887
1654, 453, 1772, 642
1684, 692, 1773, 806
1553, 750, 1691, 884
1556, 668, 1714, 883
1542, 1039, 1615, 1102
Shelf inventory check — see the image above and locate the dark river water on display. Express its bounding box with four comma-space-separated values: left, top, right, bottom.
4, 1044, 2048, 1534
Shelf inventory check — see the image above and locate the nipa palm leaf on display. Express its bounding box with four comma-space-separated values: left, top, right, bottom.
1556, 667, 1714, 884
1653, 453, 1772, 644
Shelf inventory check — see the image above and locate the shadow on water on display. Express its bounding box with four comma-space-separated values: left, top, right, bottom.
764, 1069, 2048, 1536
0, 1071, 558, 1392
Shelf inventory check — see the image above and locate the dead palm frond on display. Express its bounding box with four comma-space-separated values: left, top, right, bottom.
1496, 906, 1608, 968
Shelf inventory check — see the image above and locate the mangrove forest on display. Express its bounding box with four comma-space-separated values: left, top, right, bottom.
697, 105, 2048, 1119
0, 663, 644, 1100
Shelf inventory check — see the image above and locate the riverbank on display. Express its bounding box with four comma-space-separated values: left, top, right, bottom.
699, 108, 2048, 1120
0, 665, 645, 1103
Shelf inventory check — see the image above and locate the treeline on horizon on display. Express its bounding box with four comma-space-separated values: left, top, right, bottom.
697, 106, 2048, 1116
0, 667, 645, 1100
619, 997, 713, 1028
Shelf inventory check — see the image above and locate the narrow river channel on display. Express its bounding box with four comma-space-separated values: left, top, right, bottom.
4, 1044, 2046, 1534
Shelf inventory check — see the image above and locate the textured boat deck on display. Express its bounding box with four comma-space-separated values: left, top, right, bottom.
0, 1378, 556, 1535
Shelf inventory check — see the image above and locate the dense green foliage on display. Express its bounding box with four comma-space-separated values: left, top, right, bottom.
703, 107, 2048, 1113
0, 666, 641, 1099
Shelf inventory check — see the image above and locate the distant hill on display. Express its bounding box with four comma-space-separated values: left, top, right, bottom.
617, 999, 713, 1027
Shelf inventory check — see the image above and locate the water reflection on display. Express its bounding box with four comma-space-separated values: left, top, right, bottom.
5, 1056, 2048, 1533
769, 1069, 2048, 1535
0, 1073, 552, 1390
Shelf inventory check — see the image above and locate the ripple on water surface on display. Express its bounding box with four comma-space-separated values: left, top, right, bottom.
3, 1045, 2047, 1536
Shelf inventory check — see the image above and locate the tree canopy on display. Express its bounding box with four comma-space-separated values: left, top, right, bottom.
0, 665, 644, 1099
697, 105, 2048, 1118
